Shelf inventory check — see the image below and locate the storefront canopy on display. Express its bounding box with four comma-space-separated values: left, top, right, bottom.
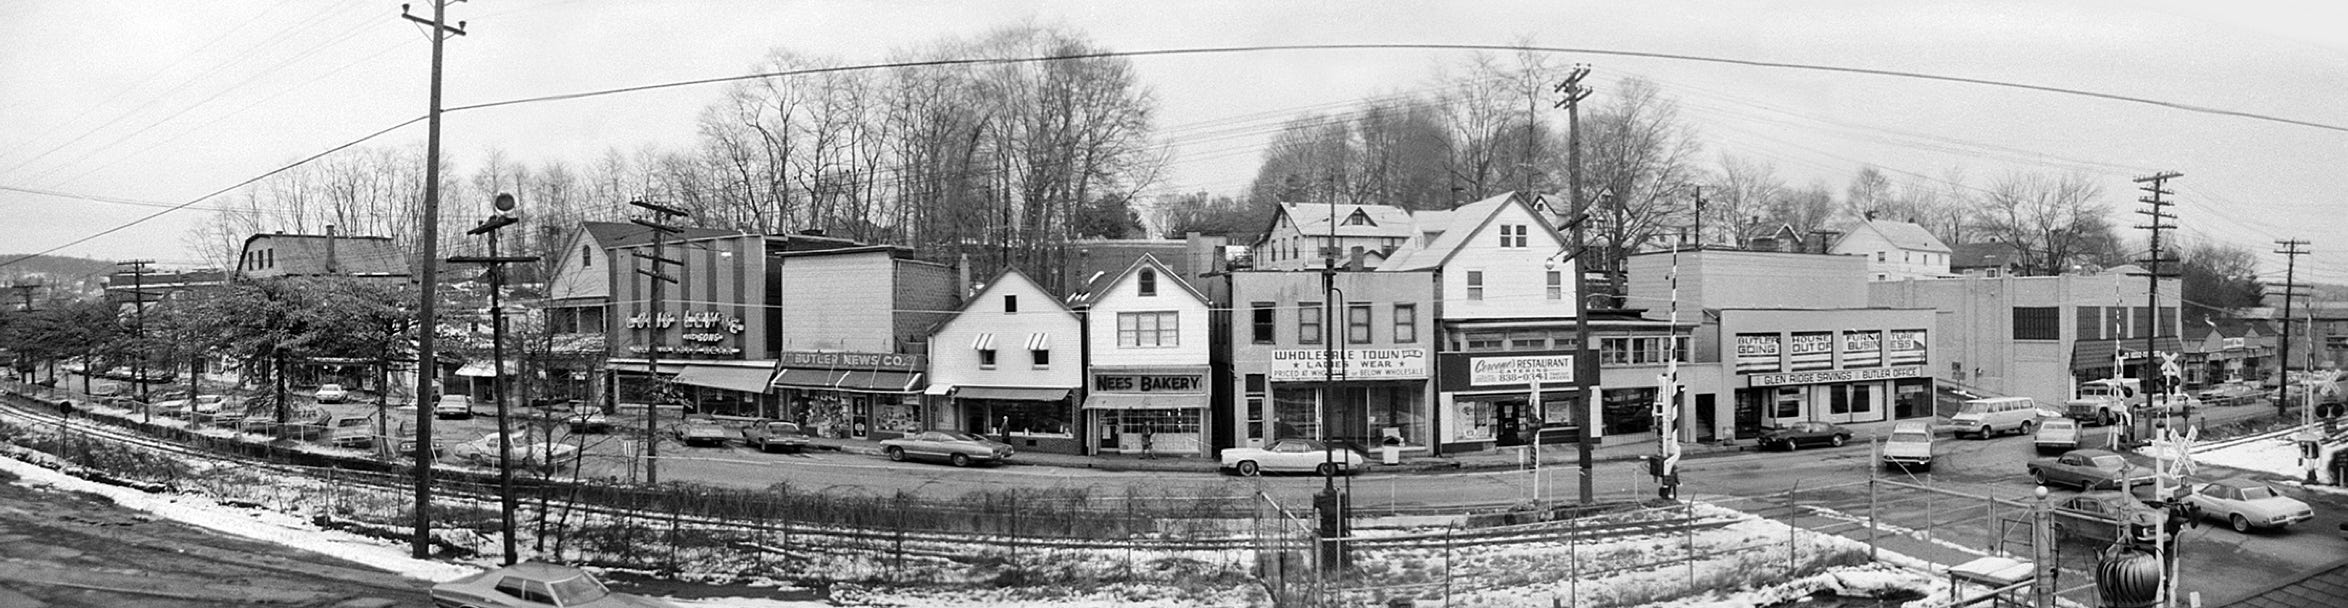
771, 368, 923, 393
454, 361, 513, 377
673, 365, 776, 393
1082, 393, 1205, 410
956, 386, 1071, 402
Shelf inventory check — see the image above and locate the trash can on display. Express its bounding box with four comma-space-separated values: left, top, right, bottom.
1382, 445, 1401, 465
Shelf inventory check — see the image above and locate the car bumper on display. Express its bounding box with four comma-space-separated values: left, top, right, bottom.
1882, 456, 1933, 466
2265, 511, 2315, 528
2034, 441, 2077, 450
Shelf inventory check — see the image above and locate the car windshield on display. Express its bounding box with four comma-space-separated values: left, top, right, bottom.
939, 431, 986, 442
769, 422, 801, 433
1889, 431, 1930, 443
547, 573, 609, 603
2240, 485, 2279, 500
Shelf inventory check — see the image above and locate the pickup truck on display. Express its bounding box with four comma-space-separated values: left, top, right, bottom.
2065, 378, 2142, 426
2028, 448, 2156, 491
741, 419, 813, 453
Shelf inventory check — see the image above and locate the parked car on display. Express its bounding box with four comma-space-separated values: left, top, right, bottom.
2033, 417, 2082, 453
434, 394, 474, 420
451, 432, 582, 469
673, 415, 731, 447
1880, 421, 1936, 471
430, 561, 676, 608
2184, 478, 2314, 532
326, 414, 377, 448
314, 383, 348, 403
2028, 448, 2156, 491
1220, 438, 1365, 476
879, 430, 1014, 467
1953, 396, 2042, 438
1755, 421, 1853, 451
565, 410, 613, 433
2052, 490, 2180, 549
2195, 381, 2259, 407
741, 419, 812, 453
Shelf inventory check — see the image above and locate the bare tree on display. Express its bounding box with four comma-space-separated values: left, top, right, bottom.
1972, 171, 2112, 275
1703, 153, 1786, 246
1581, 77, 1702, 295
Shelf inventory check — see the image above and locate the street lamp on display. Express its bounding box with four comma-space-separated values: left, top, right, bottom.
447, 192, 538, 566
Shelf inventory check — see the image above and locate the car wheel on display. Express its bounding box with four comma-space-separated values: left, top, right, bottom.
2031, 469, 2048, 486
2019, 420, 2035, 435
1830, 434, 1847, 448
1316, 462, 1338, 477
950, 453, 971, 467
1978, 425, 1992, 439
2098, 410, 2115, 426
1237, 461, 1261, 476
886, 447, 905, 462
1783, 439, 1799, 452
2230, 514, 2251, 533
756, 441, 772, 453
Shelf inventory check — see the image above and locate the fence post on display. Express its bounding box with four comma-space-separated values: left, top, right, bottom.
1683, 498, 1695, 586
1787, 482, 1799, 573
1868, 478, 1880, 563
1445, 528, 1455, 608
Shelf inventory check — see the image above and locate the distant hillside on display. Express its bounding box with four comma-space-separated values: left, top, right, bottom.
0, 254, 117, 300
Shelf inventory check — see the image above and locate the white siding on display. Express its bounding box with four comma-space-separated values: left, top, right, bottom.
1086, 263, 1213, 368
1441, 202, 1574, 319
544, 235, 607, 301
776, 250, 898, 352
929, 272, 1085, 390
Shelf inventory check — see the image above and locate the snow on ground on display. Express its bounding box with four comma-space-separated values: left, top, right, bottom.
2181, 434, 2306, 479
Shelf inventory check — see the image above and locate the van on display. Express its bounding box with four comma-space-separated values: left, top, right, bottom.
1881, 420, 1936, 471
1951, 396, 2041, 439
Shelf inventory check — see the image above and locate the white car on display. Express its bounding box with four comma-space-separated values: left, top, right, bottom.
434, 394, 474, 419
451, 432, 582, 469
314, 383, 349, 403
2184, 478, 2315, 532
1221, 438, 1365, 477
1880, 421, 1935, 471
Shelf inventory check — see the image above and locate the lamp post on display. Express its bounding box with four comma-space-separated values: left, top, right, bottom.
448, 192, 538, 566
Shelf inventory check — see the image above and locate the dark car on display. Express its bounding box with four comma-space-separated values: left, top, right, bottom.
2028, 448, 2158, 491
2052, 491, 2182, 550
565, 410, 613, 434
879, 430, 1014, 467
741, 420, 812, 453
1756, 421, 1853, 451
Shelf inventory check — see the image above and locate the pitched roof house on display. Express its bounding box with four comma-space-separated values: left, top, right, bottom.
1829, 219, 1952, 281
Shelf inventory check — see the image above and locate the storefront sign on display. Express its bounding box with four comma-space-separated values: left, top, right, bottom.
781, 351, 925, 370
1888, 329, 1927, 365
2222, 337, 2245, 350
1842, 330, 1881, 367
627, 344, 744, 356
625, 312, 677, 329
1466, 355, 1574, 386
1787, 332, 1833, 371
1092, 374, 1205, 393
1268, 348, 1429, 381
1735, 334, 1781, 373
1748, 365, 1924, 387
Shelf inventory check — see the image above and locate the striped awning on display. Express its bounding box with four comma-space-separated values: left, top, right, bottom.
972, 333, 996, 351
1025, 332, 1051, 350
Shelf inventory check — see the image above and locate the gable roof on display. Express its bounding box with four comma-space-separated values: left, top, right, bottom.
579, 221, 738, 248
1379, 192, 1566, 272
1269, 202, 1418, 241
1837, 219, 1951, 253
240, 233, 408, 276
951, 267, 1077, 316
1067, 253, 1209, 308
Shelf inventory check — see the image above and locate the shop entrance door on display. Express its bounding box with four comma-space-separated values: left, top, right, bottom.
1494, 401, 1525, 447
850, 395, 872, 438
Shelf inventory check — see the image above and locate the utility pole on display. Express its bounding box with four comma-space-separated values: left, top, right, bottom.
10, 281, 42, 386
449, 192, 536, 565
2272, 239, 2309, 418
117, 260, 153, 423
2132, 172, 2180, 438
1690, 187, 1706, 249
630, 200, 688, 485
1553, 64, 1597, 505
401, 0, 466, 560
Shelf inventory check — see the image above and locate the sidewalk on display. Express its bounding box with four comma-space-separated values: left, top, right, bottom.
802, 428, 1794, 475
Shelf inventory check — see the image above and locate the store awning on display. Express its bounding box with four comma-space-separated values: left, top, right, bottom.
925, 384, 955, 396
771, 368, 845, 389
454, 361, 512, 377
2071, 337, 2187, 371
673, 365, 776, 393
771, 368, 923, 392
1082, 393, 1205, 410
956, 386, 1071, 402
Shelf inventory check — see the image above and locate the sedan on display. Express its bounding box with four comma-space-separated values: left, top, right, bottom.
434, 395, 474, 420
1755, 421, 1853, 451
673, 415, 731, 447
450, 432, 582, 470
2185, 478, 2315, 532
2053, 491, 2180, 549
2033, 417, 2082, 453
1221, 438, 1365, 477
314, 383, 348, 403
2028, 449, 2154, 491
430, 561, 675, 607
879, 430, 1014, 467
565, 410, 613, 434
741, 420, 812, 453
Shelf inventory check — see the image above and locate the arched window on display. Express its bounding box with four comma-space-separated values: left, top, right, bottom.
581, 244, 593, 268
1138, 268, 1157, 296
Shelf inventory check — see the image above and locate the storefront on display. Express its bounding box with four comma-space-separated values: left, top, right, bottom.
1437, 351, 1578, 452
671, 362, 778, 418
950, 386, 1078, 453
1083, 367, 1208, 456
769, 351, 926, 440
1726, 320, 1936, 435
1255, 347, 1431, 451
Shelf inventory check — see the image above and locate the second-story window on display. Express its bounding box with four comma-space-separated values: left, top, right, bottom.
1138, 269, 1157, 296
1546, 270, 1563, 300
582, 244, 593, 268
979, 349, 998, 368
1032, 348, 1051, 368
1392, 304, 1417, 343
1466, 271, 1484, 300
1298, 302, 1323, 345
1347, 303, 1372, 344
1118, 311, 1178, 347
1252, 303, 1276, 344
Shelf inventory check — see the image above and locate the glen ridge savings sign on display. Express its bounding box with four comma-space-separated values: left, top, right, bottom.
1269, 348, 1429, 381
1747, 365, 1925, 387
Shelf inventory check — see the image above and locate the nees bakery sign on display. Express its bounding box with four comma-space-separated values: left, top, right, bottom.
1748, 365, 1925, 387
1092, 374, 1205, 394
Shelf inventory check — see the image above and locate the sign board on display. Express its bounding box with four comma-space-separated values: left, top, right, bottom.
1091, 373, 1206, 393
1841, 330, 1882, 367
1887, 329, 1928, 365
1465, 354, 1574, 386
1787, 332, 1834, 371
1268, 348, 1429, 381
1734, 334, 1782, 373
780, 351, 925, 370
1747, 365, 1926, 387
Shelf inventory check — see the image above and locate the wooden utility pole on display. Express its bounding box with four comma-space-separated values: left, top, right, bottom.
117, 260, 153, 422
630, 200, 689, 485
2273, 239, 2310, 417
1553, 64, 1596, 505
2131, 172, 2180, 434
401, 0, 466, 560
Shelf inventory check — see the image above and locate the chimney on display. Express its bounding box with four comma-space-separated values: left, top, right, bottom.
1346, 246, 1366, 271
324, 224, 338, 275
956, 252, 972, 299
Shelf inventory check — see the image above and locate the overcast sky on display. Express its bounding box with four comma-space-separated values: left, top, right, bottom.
4, 0, 2344, 286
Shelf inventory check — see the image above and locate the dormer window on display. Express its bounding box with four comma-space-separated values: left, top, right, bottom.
1343, 209, 1375, 226
1138, 268, 1157, 296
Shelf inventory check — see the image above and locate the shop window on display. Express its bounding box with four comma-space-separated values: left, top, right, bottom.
1772, 387, 1803, 418
1601, 388, 1656, 435
1466, 271, 1484, 300
1272, 387, 1318, 440
1464, 332, 1505, 351
1138, 268, 1157, 296
1347, 303, 1372, 345
1511, 332, 1547, 350
1393, 304, 1417, 343
988, 400, 1070, 436
1298, 302, 1323, 345
1546, 270, 1563, 300
1252, 303, 1276, 344
979, 349, 997, 368
1031, 349, 1051, 368
2013, 307, 2059, 340
1118, 311, 1179, 348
